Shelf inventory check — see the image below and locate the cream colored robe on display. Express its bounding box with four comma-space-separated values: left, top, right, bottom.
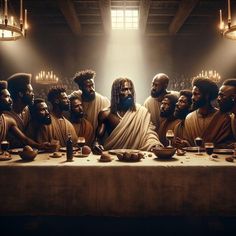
104, 104, 162, 151
70, 91, 110, 131
184, 109, 232, 146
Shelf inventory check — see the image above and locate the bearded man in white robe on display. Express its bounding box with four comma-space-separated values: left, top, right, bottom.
93, 78, 162, 153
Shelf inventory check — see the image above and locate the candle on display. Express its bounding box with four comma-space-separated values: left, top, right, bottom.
20, 0, 23, 21
24, 9, 28, 29
228, 0, 231, 21
4, 0, 8, 17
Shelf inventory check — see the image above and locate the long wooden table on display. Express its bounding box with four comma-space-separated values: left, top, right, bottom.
0, 151, 236, 216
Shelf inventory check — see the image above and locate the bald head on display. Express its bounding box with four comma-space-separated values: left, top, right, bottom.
151, 73, 169, 98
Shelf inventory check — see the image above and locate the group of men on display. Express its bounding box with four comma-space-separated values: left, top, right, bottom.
0, 70, 236, 154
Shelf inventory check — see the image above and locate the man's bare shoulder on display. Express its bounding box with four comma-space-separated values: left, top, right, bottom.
98, 107, 111, 120
3, 113, 17, 126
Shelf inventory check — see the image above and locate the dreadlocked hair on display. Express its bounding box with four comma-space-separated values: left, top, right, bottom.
110, 77, 136, 114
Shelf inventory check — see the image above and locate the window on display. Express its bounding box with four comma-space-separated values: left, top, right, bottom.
111, 9, 139, 30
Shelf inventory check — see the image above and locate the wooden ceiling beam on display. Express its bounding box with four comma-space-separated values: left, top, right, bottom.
139, 0, 151, 34
169, 0, 199, 35
99, 0, 111, 34
57, 0, 82, 36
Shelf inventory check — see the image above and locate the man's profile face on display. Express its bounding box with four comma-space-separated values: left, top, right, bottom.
217, 85, 235, 113
160, 98, 174, 118
151, 77, 167, 98
0, 89, 12, 111
81, 79, 95, 101
119, 81, 134, 110
174, 95, 190, 119
35, 102, 51, 125
58, 92, 70, 111
191, 86, 206, 110
22, 84, 34, 106
70, 98, 84, 119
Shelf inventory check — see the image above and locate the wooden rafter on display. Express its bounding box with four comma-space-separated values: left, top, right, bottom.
169, 0, 199, 35
99, 0, 111, 34
57, 0, 82, 35
139, 0, 151, 34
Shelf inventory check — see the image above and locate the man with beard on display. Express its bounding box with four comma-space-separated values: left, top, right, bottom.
217, 79, 236, 142
93, 78, 162, 153
43, 86, 78, 147
0, 81, 50, 149
144, 73, 179, 129
173, 90, 192, 147
26, 98, 53, 142
69, 95, 93, 146
71, 69, 110, 133
157, 94, 180, 146
183, 77, 232, 147
5, 73, 34, 148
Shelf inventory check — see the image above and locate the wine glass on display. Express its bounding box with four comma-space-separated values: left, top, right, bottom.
166, 130, 174, 147
1, 140, 9, 156
205, 142, 214, 159
77, 137, 85, 155
194, 137, 203, 155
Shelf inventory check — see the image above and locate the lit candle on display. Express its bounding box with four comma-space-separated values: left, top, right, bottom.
24, 9, 28, 29
4, 0, 8, 17
228, 0, 231, 21
20, 0, 23, 21
220, 9, 222, 25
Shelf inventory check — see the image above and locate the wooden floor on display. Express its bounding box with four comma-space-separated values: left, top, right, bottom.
1, 216, 236, 235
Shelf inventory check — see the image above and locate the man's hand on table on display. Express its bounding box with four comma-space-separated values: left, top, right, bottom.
92, 141, 105, 155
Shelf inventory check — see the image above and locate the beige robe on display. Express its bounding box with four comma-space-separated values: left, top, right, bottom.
72, 118, 94, 146
230, 113, 236, 139
104, 104, 162, 151
184, 109, 232, 147
70, 91, 110, 131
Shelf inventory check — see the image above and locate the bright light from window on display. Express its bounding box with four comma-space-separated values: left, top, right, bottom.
111, 9, 139, 30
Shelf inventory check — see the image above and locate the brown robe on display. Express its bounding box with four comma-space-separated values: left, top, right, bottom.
72, 118, 94, 147
0, 114, 7, 142
184, 109, 233, 147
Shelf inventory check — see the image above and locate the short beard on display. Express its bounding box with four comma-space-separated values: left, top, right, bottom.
0, 103, 12, 111
119, 96, 134, 111
219, 99, 234, 113
174, 108, 189, 120
71, 112, 84, 121
160, 108, 174, 118
59, 103, 70, 111
151, 89, 165, 98
82, 91, 95, 102
191, 97, 206, 110
22, 95, 34, 106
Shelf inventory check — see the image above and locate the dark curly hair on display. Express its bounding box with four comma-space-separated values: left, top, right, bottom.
73, 69, 96, 88
223, 78, 236, 87
192, 77, 219, 101
179, 89, 192, 105
0, 80, 7, 93
47, 85, 66, 104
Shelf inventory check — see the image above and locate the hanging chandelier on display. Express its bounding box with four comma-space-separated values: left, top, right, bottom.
35, 71, 59, 85
194, 70, 221, 84
219, 0, 236, 40
0, 0, 28, 41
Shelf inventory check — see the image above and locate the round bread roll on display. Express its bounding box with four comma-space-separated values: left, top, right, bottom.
82, 145, 91, 155
23, 145, 33, 152
100, 152, 112, 162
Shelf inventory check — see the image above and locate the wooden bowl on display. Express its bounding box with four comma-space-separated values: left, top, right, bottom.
153, 147, 176, 159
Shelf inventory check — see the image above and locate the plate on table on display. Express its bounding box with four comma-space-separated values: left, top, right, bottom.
108, 149, 140, 155
49, 152, 64, 158
0, 153, 12, 161
213, 149, 234, 154
9, 148, 44, 154
59, 147, 78, 152
183, 147, 205, 152
73, 152, 90, 158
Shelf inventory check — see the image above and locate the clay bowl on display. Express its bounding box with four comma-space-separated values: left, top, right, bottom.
18, 149, 38, 161
153, 147, 176, 159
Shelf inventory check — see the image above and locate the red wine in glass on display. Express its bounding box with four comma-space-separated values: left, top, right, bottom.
204, 142, 214, 158
77, 137, 85, 155
1, 141, 9, 155
194, 137, 203, 155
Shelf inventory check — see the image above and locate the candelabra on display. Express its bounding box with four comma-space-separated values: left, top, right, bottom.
35, 71, 59, 85
0, 0, 28, 41
194, 70, 221, 84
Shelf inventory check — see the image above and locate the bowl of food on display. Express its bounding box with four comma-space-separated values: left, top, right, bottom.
117, 151, 144, 162
152, 147, 176, 159
18, 145, 38, 161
